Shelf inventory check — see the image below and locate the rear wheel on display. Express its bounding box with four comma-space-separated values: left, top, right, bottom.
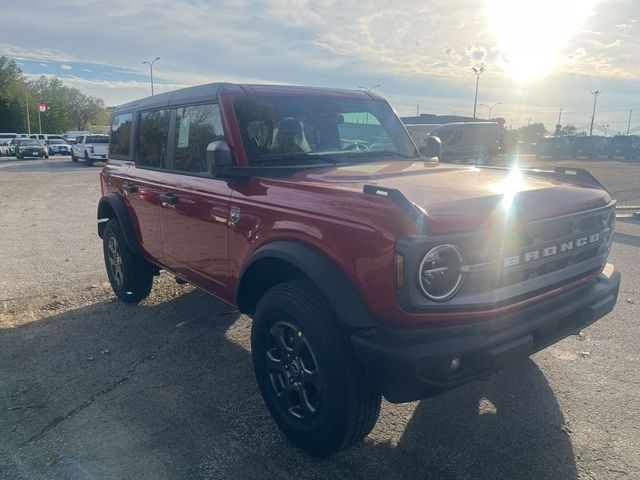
251, 279, 381, 456
103, 219, 154, 303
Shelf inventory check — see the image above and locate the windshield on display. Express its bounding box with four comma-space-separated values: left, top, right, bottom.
48, 139, 67, 144
20, 139, 41, 146
87, 136, 109, 143
233, 95, 416, 165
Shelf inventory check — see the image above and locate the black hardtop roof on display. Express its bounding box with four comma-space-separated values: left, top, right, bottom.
112, 82, 380, 113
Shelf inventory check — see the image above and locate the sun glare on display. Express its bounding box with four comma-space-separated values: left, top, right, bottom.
487, 0, 596, 82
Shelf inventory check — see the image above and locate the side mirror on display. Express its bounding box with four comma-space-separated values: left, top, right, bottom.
206, 141, 234, 177
419, 135, 442, 159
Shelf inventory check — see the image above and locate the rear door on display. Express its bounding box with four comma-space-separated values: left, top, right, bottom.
123, 108, 172, 262
159, 103, 232, 295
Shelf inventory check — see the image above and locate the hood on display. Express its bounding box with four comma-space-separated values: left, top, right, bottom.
300, 161, 612, 233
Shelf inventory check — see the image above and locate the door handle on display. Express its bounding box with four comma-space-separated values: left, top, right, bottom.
159, 193, 180, 205
122, 183, 138, 193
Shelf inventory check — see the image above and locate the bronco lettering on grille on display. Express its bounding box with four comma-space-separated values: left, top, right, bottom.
503, 232, 603, 268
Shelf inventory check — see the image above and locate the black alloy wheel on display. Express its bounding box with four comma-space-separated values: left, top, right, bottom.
264, 320, 322, 421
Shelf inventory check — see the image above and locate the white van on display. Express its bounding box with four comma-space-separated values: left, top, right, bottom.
426, 122, 500, 164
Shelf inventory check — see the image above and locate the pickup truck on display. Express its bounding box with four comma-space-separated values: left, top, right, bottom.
71, 134, 110, 166
97, 82, 620, 456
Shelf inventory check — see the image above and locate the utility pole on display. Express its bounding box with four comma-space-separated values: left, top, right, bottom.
416, 104, 419, 116
142, 57, 160, 96
589, 90, 601, 136
472, 66, 486, 119
628, 109, 633, 135
557, 108, 563, 126
527, 116, 531, 126
25, 87, 31, 135
555, 108, 564, 136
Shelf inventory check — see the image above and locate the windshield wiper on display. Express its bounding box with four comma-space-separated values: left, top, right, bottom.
253, 153, 343, 166
341, 150, 414, 160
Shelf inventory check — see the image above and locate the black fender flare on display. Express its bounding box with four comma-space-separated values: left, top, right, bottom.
97, 193, 141, 255
237, 240, 377, 328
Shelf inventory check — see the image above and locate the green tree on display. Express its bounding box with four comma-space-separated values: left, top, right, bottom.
0, 56, 28, 132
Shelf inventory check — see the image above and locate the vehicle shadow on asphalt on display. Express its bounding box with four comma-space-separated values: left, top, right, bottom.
0, 289, 576, 480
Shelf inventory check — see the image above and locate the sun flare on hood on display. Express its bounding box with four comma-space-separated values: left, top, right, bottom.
488, 0, 598, 82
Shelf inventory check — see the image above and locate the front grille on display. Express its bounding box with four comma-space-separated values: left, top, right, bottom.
468, 204, 614, 293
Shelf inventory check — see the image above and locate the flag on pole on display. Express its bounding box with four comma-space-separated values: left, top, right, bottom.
39, 102, 46, 113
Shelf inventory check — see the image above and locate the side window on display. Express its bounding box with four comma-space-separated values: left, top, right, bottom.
77, 136, 84, 144
173, 103, 224, 173
138, 109, 170, 168
448, 130, 463, 145
110, 113, 133, 156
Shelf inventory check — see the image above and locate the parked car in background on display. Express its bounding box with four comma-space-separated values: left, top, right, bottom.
404, 124, 439, 147
30, 133, 67, 143
14, 138, 49, 159
535, 136, 571, 160
567, 136, 608, 159
0, 140, 10, 156
46, 138, 71, 156
608, 135, 639, 160
71, 134, 109, 166
64, 130, 92, 144
423, 122, 500, 164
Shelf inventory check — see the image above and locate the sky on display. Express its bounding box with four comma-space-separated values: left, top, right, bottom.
2, 0, 639, 132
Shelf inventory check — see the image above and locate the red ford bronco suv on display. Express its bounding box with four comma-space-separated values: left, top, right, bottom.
98, 83, 620, 456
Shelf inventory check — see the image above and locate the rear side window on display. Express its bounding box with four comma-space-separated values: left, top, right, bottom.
173, 104, 224, 173
111, 113, 133, 156
138, 109, 170, 168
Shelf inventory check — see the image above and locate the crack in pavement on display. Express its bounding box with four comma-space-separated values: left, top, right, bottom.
15, 318, 193, 448
13, 309, 236, 449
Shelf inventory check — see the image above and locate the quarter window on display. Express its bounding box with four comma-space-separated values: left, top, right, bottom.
138, 109, 170, 168
110, 113, 132, 156
173, 104, 224, 173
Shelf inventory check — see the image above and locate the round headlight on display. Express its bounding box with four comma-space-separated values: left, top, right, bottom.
418, 244, 465, 301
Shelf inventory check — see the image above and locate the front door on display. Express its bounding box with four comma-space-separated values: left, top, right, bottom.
159, 103, 232, 296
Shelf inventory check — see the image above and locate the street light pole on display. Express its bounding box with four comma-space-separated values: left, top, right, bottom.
142, 57, 160, 96
472, 66, 486, 119
358, 84, 381, 93
480, 102, 501, 119
628, 109, 633, 135
589, 90, 601, 136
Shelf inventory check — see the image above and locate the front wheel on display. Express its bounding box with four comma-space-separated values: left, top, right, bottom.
103, 219, 154, 303
251, 280, 381, 456
71, 151, 78, 162
84, 151, 93, 167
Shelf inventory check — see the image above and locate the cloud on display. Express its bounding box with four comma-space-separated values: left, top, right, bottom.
1, 0, 638, 127
60, 64, 72, 70
39, 62, 48, 67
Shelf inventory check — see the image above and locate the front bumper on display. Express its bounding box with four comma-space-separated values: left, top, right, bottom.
19, 150, 47, 157
351, 265, 620, 403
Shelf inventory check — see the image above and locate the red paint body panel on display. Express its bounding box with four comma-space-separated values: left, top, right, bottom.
101, 84, 613, 329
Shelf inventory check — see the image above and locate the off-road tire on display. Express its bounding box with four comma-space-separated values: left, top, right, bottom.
71, 151, 78, 162
84, 151, 93, 167
251, 279, 381, 456
103, 219, 154, 303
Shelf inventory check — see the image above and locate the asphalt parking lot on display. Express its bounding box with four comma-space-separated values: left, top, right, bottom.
1, 156, 639, 479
